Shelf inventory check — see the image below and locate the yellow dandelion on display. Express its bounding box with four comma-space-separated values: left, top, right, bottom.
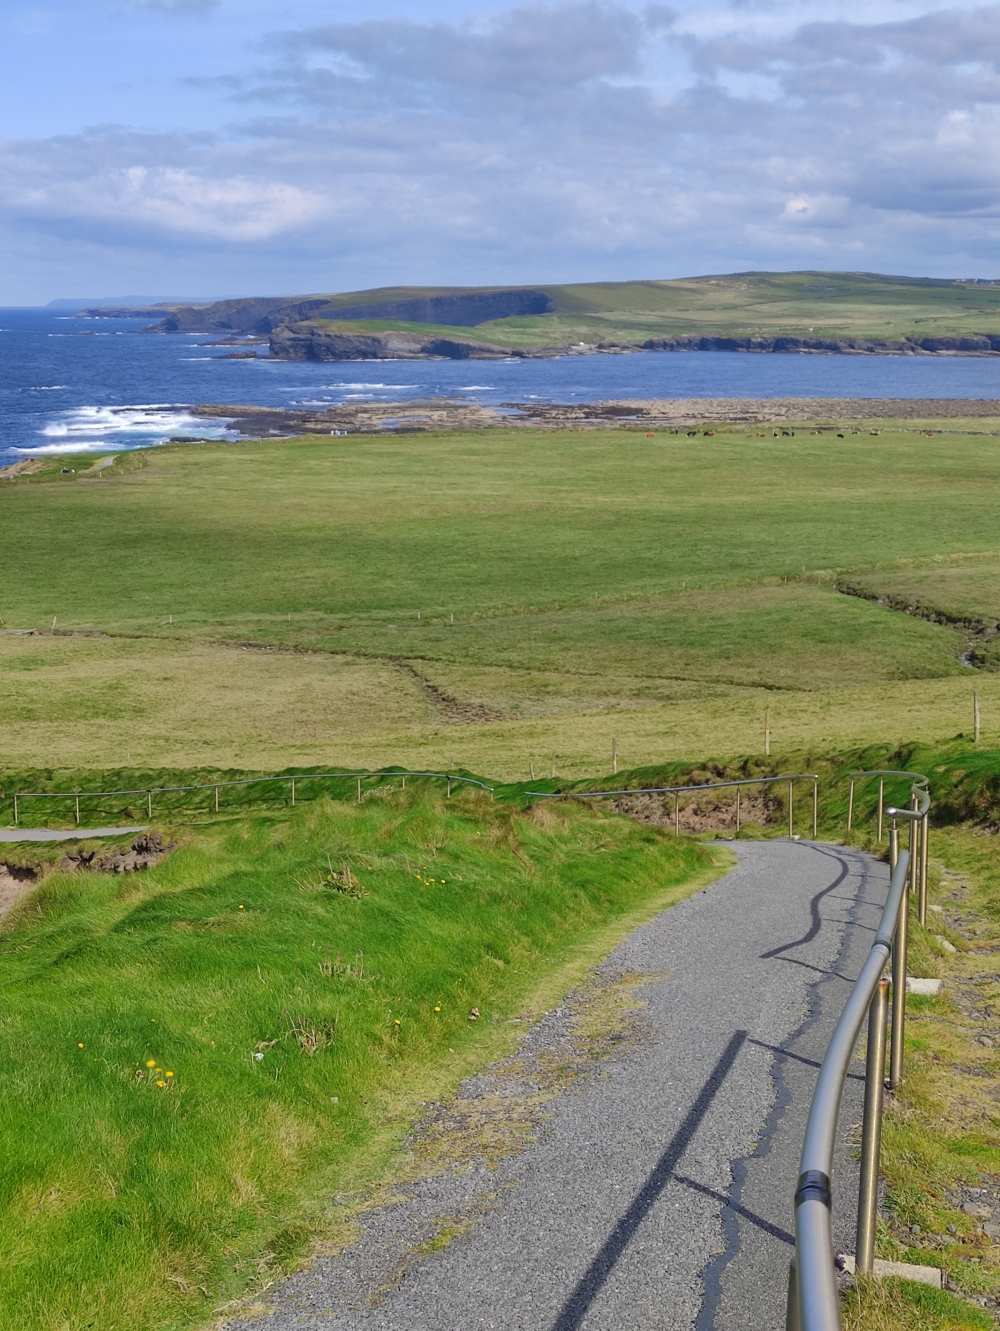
146, 1059, 156, 1067
394, 1019, 401, 1026
434, 1005, 441, 1012
156, 1080, 166, 1088
239, 904, 245, 910
166, 1071, 174, 1078
77, 1042, 84, 1048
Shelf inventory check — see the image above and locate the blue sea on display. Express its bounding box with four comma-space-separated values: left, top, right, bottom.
5, 305, 1000, 467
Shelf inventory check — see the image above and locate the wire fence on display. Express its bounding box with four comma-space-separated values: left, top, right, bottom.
9, 769, 494, 828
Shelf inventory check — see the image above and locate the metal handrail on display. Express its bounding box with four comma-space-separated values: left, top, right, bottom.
791, 773, 931, 1331
9, 769, 493, 826
526, 772, 820, 838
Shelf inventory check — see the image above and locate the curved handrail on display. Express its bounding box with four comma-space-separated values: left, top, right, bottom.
794, 772, 930, 1330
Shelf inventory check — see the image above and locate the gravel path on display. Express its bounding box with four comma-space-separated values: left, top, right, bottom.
0, 825, 147, 842
225, 840, 885, 1331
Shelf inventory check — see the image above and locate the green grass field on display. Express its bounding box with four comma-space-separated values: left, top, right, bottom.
6, 415, 1000, 1330
3, 419, 1000, 775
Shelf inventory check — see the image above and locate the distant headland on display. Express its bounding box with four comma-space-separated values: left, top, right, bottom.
75, 271, 1000, 361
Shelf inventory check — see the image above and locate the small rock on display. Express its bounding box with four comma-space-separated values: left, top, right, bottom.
962, 1201, 992, 1216
910, 1224, 922, 1236
985, 1222, 1000, 1240
947, 1224, 957, 1234
935, 935, 958, 953
468, 1008, 480, 1021
977, 1036, 995, 1047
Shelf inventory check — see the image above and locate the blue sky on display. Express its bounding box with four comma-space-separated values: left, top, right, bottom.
3, 0, 1000, 302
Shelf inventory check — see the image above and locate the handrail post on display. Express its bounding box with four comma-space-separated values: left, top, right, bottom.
909, 794, 919, 897
889, 824, 898, 877
785, 1260, 801, 1331
919, 811, 929, 927
877, 778, 884, 843
889, 850, 909, 1091
812, 779, 818, 840
788, 779, 794, 838
13, 794, 18, 826
736, 786, 741, 834
847, 779, 854, 833
856, 976, 890, 1274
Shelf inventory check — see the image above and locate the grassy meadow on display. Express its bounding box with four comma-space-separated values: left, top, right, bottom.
3, 419, 1000, 775
7, 414, 1000, 1329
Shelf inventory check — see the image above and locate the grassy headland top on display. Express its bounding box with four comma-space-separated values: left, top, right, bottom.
84, 271, 1000, 357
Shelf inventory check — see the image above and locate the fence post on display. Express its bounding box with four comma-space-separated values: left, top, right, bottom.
847, 779, 854, 833
357, 777, 361, 803
215, 786, 219, 813
812, 779, 818, 840
447, 779, 451, 798
75, 796, 80, 826
735, 787, 741, 834
856, 976, 890, 1274
674, 792, 679, 837
147, 791, 152, 818
13, 794, 18, 826
788, 779, 793, 838
291, 779, 295, 807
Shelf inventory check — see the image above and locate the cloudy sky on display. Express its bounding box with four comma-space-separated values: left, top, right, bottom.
3, 0, 1000, 301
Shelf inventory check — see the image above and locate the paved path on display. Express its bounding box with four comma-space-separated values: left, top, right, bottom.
0, 825, 147, 842
227, 841, 885, 1331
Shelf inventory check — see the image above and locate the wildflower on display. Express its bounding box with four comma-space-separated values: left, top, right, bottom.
166, 1071, 174, 1078
434, 1005, 441, 1012
146, 1059, 156, 1067
394, 1019, 401, 1026
77, 1042, 84, 1048
156, 1080, 166, 1088
239, 904, 245, 910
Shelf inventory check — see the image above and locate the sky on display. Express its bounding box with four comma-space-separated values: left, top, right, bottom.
3, 0, 1000, 302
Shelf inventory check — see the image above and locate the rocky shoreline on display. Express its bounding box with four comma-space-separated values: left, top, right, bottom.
185, 396, 1000, 439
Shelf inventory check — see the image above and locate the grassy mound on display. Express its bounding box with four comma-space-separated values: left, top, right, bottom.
0, 788, 711, 1330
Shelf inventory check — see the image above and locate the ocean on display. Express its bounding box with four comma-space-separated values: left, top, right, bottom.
5, 305, 1000, 467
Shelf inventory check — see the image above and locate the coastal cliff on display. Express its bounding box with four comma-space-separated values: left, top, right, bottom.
267, 323, 1000, 361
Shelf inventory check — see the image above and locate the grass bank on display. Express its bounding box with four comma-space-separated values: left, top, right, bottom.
0, 787, 715, 1331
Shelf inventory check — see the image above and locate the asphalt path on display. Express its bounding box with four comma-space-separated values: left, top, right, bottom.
226, 840, 885, 1331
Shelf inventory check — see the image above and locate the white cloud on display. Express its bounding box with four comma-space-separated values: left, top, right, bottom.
8, 1, 1000, 300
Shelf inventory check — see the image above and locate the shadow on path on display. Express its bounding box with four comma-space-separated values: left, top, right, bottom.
551, 1030, 748, 1331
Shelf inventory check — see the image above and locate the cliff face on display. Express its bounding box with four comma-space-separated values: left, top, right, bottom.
138, 288, 553, 335
642, 334, 1000, 353
268, 325, 519, 360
